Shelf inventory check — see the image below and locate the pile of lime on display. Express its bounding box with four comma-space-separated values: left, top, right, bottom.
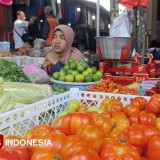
51, 83, 68, 93
52, 58, 103, 83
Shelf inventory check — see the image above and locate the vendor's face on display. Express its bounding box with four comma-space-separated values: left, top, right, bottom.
18, 12, 26, 21
51, 30, 67, 55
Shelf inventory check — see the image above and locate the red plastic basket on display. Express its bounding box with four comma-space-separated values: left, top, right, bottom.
103, 74, 160, 86
103, 74, 136, 86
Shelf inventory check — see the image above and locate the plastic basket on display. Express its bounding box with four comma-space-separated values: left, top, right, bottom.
1, 56, 44, 67
103, 74, 160, 86
0, 88, 150, 137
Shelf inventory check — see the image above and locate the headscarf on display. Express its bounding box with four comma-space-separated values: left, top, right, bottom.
52, 25, 84, 64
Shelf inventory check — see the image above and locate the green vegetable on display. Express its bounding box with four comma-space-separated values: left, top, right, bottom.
0, 77, 3, 85
0, 59, 31, 83
2, 82, 54, 104
4, 102, 15, 112
0, 86, 4, 94
0, 92, 11, 113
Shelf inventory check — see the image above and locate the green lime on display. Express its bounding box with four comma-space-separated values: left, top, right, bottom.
63, 64, 70, 71
72, 70, 79, 77
59, 88, 65, 93
67, 69, 74, 75
77, 65, 85, 73
52, 72, 59, 80
69, 62, 77, 70
82, 70, 89, 77
84, 75, 92, 82
58, 75, 65, 81
91, 66, 97, 74
67, 58, 75, 64
96, 71, 103, 78
87, 68, 93, 74
59, 70, 66, 76
82, 62, 89, 70
75, 74, 84, 82
65, 74, 74, 82
92, 74, 100, 82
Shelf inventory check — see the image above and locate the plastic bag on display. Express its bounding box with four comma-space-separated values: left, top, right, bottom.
118, 0, 138, 9
137, 0, 149, 7
110, 13, 132, 37
23, 64, 50, 84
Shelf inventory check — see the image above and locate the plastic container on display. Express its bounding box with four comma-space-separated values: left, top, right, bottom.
0, 41, 10, 52
50, 78, 99, 90
103, 74, 160, 86
1, 56, 44, 67
0, 88, 150, 137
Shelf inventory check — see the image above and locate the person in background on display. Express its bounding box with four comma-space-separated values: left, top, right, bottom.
28, 16, 41, 46
13, 11, 34, 55
43, 25, 85, 75
42, 6, 59, 46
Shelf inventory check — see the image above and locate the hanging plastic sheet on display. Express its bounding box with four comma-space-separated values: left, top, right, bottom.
118, 0, 138, 9
0, 0, 12, 6
137, 0, 149, 8
119, 0, 149, 9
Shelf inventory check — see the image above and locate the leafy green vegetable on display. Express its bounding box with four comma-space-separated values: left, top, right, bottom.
0, 59, 31, 82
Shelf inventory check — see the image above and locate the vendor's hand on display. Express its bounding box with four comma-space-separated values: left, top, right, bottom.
43, 59, 52, 72
45, 52, 59, 65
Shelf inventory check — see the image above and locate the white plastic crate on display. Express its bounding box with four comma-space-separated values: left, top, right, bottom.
1, 56, 44, 67
0, 88, 150, 137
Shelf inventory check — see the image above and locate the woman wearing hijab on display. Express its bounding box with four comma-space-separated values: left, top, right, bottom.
43, 25, 84, 75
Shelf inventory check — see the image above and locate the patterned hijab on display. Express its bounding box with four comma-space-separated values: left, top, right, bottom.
52, 25, 84, 64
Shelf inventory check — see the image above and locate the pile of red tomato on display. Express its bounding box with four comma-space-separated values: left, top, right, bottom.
1, 94, 160, 160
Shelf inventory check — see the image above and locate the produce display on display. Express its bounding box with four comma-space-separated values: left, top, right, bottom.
51, 83, 68, 93
52, 58, 103, 83
1, 94, 160, 160
0, 58, 31, 83
0, 78, 54, 113
86, 79, 140, 95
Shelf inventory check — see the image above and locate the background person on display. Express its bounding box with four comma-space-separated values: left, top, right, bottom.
43, 24, 84, 75
42, 6, 59, 46
13, 11, 34, 55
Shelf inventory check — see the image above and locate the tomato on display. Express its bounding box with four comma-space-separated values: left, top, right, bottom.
111, 111, 126, 118
0, 148, 20, 160
140, 157, 149, 160
128, 113, 139, 124
76, 124, 105, 153
57, 112, 94, 135
43, 132, 67, 154
109, 116, 130, 139
31, 148, 61, 160
4, 135, 30, 160
146, 94, 160, 114
137, 124, 158, 142
100, 138, 141, 160
93, 114, 112, 137
138, 111, 156, 126
25, 124, 53, 140
131, 97, 146, 111
33, 124, 53, 137
5, 147, 30, 160
123, 104, 140, 117
61, 137, 101, 160
100, 97, 112, 110
77, 104, 88, 112
154, 118, 160, 131
148, 132, 160, 160
117, 124, 148, 155
105, 99, 123, 113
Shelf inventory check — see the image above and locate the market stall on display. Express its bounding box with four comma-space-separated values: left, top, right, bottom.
0, 0, 160, 159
